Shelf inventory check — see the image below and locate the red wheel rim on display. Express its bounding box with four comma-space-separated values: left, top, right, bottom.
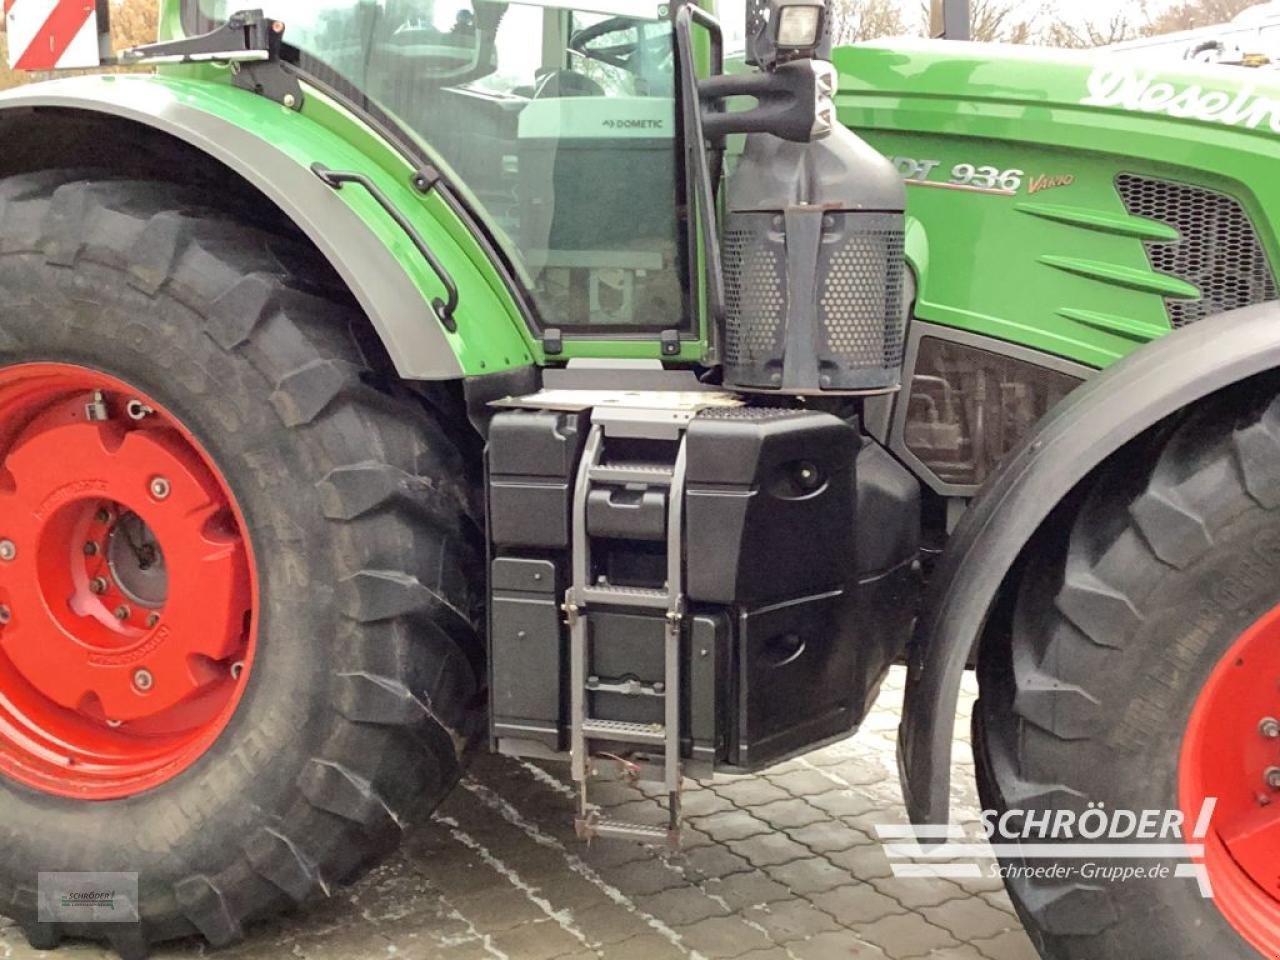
1180, 602, 1280, 955
0, 363, 257, 799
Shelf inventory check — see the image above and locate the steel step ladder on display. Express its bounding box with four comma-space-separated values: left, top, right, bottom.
565, 422, 688, 847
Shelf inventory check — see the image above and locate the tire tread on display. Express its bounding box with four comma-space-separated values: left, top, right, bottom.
0, 171, 482, 958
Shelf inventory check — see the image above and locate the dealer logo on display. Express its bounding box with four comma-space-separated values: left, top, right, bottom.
875, 799, 1218, 897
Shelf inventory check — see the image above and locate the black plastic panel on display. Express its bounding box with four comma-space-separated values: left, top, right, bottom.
733, 590, 858, 768
854, 437, 921, 577
587, 612, 727, 763
486, 398, 920, 779
488, 408, 589, 548
685, 408, 857, 604
490, 557, 563, 749
586, 487, 668, 542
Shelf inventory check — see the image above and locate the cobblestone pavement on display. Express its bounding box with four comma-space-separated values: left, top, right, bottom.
0, 668, 1038, 960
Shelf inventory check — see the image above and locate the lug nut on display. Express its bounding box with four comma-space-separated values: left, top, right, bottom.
84, 541, 99, 557
90, 577, 109, 595
0, 605, 10, 625
1262, 718, 1280, 740
114, 605, 131, 621
95, 508, 112, 524
1267, 767, 1280, 791
132, 669, 154, 692
145, 613, 160, 629
149, 477, 171, 500
0, 539, 14, 562
125, 399, 154, 421
230, 661, 245, 680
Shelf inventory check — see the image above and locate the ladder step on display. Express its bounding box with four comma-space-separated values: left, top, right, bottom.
587, 676, 665, 697
581, 584, 670, 609
568, 423, 687, 849
582, 718, 667, 745
579, 818, 675, 845
589, 463, 675, 486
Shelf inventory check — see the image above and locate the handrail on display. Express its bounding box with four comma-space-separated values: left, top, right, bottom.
311, 163, 460, 331
674, 4, 727, 332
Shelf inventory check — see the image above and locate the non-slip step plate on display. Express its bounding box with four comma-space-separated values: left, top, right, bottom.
581, 718, 668, 745
580, 585, 671, 609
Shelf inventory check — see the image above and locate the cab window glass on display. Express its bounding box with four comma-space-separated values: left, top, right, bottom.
192, 0, 687, 331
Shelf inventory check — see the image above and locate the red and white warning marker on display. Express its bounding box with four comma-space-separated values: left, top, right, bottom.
4, 0, 106, 72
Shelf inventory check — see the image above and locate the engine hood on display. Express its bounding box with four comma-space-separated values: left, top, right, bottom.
833, 38, 1280, 141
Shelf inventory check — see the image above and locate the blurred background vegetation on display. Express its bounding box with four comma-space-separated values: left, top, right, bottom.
0, 0, 1269, 93
834, 0, 1264, 46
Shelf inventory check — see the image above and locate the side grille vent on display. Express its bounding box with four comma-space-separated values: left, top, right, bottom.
1116, 174, 1279, 327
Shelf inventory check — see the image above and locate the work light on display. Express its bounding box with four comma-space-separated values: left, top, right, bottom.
772, 0, 825, 53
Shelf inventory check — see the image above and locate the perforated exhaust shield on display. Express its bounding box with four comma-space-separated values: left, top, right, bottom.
818, 217, 906, 380
723, 210, 906, 392
720, 124, 907, 394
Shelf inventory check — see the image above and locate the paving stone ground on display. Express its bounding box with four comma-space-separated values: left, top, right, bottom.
0, 668, 1038, 960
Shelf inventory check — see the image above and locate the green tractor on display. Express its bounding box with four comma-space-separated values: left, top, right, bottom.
0, 0, 1278, 957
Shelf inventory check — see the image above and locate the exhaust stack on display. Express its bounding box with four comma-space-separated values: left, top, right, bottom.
716, 0, 908, 395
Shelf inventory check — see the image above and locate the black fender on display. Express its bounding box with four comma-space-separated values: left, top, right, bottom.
900, 301, 1280, 826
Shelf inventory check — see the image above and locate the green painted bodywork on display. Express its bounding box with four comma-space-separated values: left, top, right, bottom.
834, 39, 1280, 369
202, 77, 536, 374
2, 72, 538, 376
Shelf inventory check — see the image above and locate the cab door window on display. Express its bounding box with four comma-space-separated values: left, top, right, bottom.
190, 0, 687, 332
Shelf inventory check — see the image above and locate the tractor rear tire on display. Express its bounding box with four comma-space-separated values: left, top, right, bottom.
0, 172, 483, 957
975, 385, 1280, 959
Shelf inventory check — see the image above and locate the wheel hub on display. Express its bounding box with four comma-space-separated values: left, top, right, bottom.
0, 363, 257, 798
106, 509, 168, 609
1180, 602, 1280, 955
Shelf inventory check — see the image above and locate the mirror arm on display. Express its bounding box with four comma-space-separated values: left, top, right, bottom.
116, 8, 305, 110
699, 65, 825, 143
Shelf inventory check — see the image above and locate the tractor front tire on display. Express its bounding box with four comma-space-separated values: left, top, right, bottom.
976, 385, 1280, 959
0, 172, 483, 957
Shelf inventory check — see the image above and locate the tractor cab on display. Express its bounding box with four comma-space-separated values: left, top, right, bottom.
189, 0, 686, 330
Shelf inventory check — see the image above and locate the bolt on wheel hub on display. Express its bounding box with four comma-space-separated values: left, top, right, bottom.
0, 363, 258, 799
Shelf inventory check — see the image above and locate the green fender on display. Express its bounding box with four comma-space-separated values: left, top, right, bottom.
0, 74, 537, 380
